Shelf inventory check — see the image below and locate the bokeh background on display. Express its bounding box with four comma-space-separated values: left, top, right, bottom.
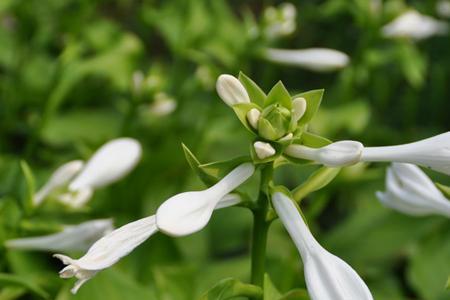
0, 0, 449, 299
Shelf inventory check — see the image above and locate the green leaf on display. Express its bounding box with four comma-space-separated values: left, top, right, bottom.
436, 182, 450, 199
300, 132, 331, 147
293, 167, 341, 202
199, 278, 262, 300
239, 72, 266, 107
182, 143, 251, 186
265, 81, 292, 109
263, 274, 282, 300
19, 160, 35, 213
0, 273, 49, 299
295, 89, 324, 126
278, 289, 310, 300
232, 102, 261, 133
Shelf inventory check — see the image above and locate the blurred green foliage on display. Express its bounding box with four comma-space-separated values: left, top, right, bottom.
0, 0, 449, 299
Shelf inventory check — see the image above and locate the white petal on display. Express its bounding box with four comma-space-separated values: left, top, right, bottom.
291, 97, 307, 123
254, 141, 276, 160
264, 48, 350, 72
285, 141, 363, 167
361, 132, 450, 175
376, 164, 450, 217
6, 219, 113, 252
34, 160, 84, 206
246, 108, 261, 129
54, 215, 157, 293
216, 74, 250, 106
69, 138, 142, 191
272, 192, 373, 300
382, 10, 448, 40
156, 163, 255, 236
214, 193, 242, 209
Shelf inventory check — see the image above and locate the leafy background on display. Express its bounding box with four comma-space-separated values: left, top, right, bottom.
0, 0, 449, 299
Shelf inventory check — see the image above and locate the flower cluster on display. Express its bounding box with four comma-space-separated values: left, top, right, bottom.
47, 73, 449, 299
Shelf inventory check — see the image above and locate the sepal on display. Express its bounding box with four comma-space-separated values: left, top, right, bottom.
232, 102, 262, 133
238, 72, 266, 107
295, 89, 324, 126
265, 81, 292, 109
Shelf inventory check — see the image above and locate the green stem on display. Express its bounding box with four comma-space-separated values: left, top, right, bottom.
250, 164, 273, 293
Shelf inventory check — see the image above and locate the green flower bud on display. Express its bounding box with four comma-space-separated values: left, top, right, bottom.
258, 104, 291, 140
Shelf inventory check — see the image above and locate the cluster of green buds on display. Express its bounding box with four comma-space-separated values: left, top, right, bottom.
216, 73, 325, 163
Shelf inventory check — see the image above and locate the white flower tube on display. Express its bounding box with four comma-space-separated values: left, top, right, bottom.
216, 74, 250, 106
264, 48, 350, 72
69, 138, 142, 190
285, 141, 363, 167
54, 193, 243, 293
5, 219, 113, 252
272, 192, 373, 300
361, 132, 450, 175
376, 163, 450, 217
382, 10, 448, 40
156, 163, 255, 236
33, 160, 84, 206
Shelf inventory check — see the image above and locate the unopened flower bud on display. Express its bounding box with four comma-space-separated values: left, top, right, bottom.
291, 97, 307, 123
258, 105, 291, 140
216, 74, 250, 106
254, 141, 276, 159
247, 108, 261, 129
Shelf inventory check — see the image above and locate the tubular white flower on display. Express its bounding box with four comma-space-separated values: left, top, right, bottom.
285, 141, 363, 167
247, 108, 261, 129
54, 193, 241, 294
33, 160, 84, 206
216, 74, 250, 106
5, 219, 113, 252
254, 141, 276, 160
264, 48, 350, 72
291, 97, 307, 123
272, 192, 373, 300
54, 215, 157, 294
69, 138, 142, 191
156, 163, 255, 236
361, 132, 450, 175
382, 10, 448, 40
376, 163, 450, 217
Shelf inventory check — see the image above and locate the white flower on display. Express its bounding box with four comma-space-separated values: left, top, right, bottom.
34, 160, 84, 206
361, 132, 450, 175
285, 141, 363, 167
437, 0, 450, 18
247, 108, 261, 129
376, 163, 450, 217
5, 219, 113, 252
382, 10, 448, 40
263, 3, 297, 39
264, 48, 350, 72
254, 141, 276, 159
54, 215, 157, 294
272, 192, 374, 300
149, 92, 177, 116
291, 97, 307, 124
156, 163, 255, 236
54, 193, 242, 293
60, 138, 142, 207
216, 74, 250, 106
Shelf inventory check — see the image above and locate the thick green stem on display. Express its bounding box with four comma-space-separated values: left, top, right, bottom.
250, 164, 273, 294
250, 204, 269, 288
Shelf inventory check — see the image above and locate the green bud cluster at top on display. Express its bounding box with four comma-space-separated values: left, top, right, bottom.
231, 72, 325, 163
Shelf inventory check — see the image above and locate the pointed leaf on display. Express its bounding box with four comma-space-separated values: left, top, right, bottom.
199, 278, 263, 300
263, 274, 282, 300
239, 72, 266, 107
301, 131, 331, 147
436, 182, 450, 199
182, 143, 217, 186
296, 89, 324, 125
19, 160, 35, 214
293, 166, 341, 202
265, 81, 292, 109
